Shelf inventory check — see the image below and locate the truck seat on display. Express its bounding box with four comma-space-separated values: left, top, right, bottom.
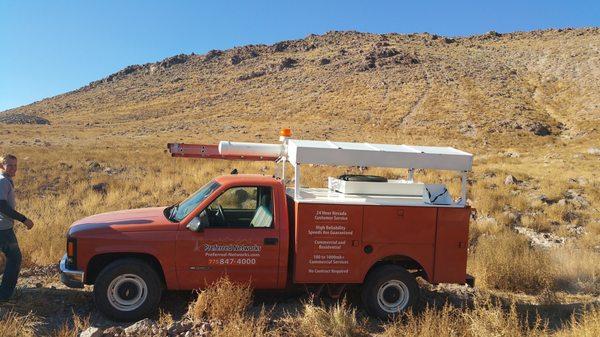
251, 205, 273, 228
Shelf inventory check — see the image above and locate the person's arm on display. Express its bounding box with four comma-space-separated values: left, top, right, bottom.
0, 179, 28, 223
0, 200, 27, 223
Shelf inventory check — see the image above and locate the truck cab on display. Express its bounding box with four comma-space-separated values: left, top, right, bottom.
172, 175, 290, 290
60, 134, 473, 321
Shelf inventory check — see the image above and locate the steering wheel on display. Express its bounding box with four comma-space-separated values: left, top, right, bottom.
216, 204, 226, 224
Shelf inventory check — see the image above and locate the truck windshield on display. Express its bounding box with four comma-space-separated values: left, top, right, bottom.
168, 181, 221, 222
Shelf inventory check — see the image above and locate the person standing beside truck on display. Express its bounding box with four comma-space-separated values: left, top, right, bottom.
0, 154, 34, 302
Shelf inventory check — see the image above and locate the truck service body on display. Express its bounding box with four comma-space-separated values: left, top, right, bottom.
60, 131, 473, 321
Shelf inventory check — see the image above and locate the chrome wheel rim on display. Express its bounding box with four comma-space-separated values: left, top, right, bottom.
107, 274, 147, 311
377, 280, 410, 313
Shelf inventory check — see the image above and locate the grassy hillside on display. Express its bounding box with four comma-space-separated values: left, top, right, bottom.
2, 28, 599, 147
0, 27, 599, 336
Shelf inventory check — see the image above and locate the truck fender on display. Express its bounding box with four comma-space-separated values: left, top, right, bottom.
86, 253, 168, 287
361, 254, 430, 283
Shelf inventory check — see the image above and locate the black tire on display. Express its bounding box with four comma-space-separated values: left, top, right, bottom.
93, 258, 163, 322
361, 264, 419, 320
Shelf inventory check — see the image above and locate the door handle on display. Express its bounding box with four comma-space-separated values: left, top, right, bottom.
264, 237, 278, 245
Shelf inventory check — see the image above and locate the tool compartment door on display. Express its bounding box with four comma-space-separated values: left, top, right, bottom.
362, 206, 437, 244
433, 207, 470, 283
294, 203, 363, 283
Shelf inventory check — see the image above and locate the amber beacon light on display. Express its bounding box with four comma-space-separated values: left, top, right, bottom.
279, 128, 292, 138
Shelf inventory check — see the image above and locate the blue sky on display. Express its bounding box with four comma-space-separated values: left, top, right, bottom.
0, 0, 598, 112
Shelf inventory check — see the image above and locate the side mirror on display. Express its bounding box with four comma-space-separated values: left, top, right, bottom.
186, 216, 206, 232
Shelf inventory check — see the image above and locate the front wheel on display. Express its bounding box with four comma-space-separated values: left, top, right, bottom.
93, 258, 163, 321
361, 265, 419, 320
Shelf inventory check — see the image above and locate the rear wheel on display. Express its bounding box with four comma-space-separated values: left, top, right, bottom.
361, 265, 419, 320
93, 258, 163, 321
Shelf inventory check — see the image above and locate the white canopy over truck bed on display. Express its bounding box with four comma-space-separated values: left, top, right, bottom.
169, 134, 473, 208
281, 139, 472, 207
286, 140, 472, 171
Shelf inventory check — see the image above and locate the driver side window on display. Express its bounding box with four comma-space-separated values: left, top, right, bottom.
212, 187, 257, 210
204, 186, 273, 228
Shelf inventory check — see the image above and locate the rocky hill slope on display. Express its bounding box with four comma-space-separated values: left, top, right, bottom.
1, 28, 599, 337
2, 28, 599, 149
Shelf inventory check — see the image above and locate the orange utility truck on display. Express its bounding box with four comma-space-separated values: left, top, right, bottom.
60, 130, 474, 321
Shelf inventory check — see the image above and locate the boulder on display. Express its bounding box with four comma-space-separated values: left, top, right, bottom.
503, 210, 522, 224
237, 71, 266, 81
167, 320, 193, 335
0, 113, 50, 125
88, 161, 102, 172
272, 41, 290, 52
502, 151, 520, 158
587, 147, 600, 155
101, 326, 124, 337
374, 48, 399, 58
565, 189, 589, 208
204, 50, 223, 62
504, 175, 520, 185
359, 54, 377, 71
537, 195, 555, 205
230, 55, 242, 65
92, 182, 108, 194
515, 226, 566, 248
123, 318, 156, 336
529, 122, 551, 136
279, 57, 298, 70
80, 327, 103, 337
159, 54, 189, 68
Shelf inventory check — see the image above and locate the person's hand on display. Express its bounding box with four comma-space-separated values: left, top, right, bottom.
23, 219, 34, 230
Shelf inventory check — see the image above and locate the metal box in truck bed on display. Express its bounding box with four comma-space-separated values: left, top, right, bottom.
280, 139, 473, 285
293, 200, 470, 284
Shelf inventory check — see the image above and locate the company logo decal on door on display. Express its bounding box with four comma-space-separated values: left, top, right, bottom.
195, 242, 263, 265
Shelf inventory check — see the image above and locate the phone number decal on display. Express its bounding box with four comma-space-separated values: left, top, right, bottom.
208, 258, 257, 265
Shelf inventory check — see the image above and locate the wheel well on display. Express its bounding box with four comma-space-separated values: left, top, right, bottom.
86, 253, 166, 286
367, 255, 429, 281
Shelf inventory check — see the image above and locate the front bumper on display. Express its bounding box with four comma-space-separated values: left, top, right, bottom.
59, 254, 85, 288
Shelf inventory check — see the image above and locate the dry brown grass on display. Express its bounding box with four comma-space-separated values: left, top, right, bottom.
0, 311, 40, 337
187, 277, 276, 337
382, 304, 465, 337
468, 231, 556, 293
521, 213, 554, 233
383, 299, 546, 337
210, 309, 274, 337
550, 247, 600, 294
554, 307, 600, 337
188, 276, 253, 323
50, 314, 90, 337
157, 308, 174, 328
281, 298, 368, 337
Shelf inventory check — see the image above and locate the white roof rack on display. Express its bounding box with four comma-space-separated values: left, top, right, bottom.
175, 137, 473, 207
287, 140, 472, 172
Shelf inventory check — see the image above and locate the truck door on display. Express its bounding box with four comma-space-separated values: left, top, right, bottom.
175, 185, 281, 289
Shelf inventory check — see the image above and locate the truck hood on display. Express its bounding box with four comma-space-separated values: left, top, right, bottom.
68, 207, 178, 236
